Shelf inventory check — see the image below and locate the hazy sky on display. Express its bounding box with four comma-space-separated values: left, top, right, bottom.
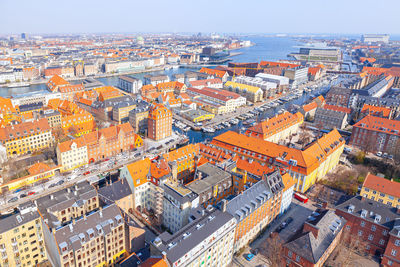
1, 0, 399, 35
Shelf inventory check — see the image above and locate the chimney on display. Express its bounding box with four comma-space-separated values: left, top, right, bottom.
121, 179, 124, 185
221, 199, 227, 212
99, 206, 103, 218
162, 251, 167, 261
303, 222, 319, 239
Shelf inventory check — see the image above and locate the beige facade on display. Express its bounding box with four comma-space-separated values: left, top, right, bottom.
0, 204, 48, 267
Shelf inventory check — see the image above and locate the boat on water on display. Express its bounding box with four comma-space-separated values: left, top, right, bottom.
222, 121, 231, 127
230, 118, 239, 125
7, 82, 30, 88
243, 119, 256, 125
202, 127, 215, 133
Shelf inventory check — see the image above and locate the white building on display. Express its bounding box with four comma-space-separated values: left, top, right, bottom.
361, 34, 390, 43
11, 91, 61, 106
255, 73, 290, 86
117, 75, 143, 94
162, 182, 199, 233
152, 206, 236, 267
56, 140, 88, 172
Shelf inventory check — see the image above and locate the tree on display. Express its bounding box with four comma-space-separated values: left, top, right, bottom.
261, 232, 285, 267
327, 228, 369, 266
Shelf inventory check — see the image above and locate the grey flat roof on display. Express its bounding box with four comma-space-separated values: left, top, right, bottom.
0, 202, 39, 234
186, 163, 231, 194
154, 207, 234, 264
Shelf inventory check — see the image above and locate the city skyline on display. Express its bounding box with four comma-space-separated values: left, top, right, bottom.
1, 0, 400, 35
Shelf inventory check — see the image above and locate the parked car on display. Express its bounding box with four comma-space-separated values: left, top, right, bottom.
27, 191, 35, 196
48, 183, 57, 188
19, 193, 27, 198
8, 197, 18, 203
250, 248, 259, 255
57, 180, 64, 185
83, 171, 91, 176
376, 152, 382, 157
245, 253, 255, 261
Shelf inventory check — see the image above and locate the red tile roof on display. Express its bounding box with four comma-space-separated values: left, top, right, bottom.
323, 104, 351, 114
363, 173, 400, 199
353, 115, 400, 136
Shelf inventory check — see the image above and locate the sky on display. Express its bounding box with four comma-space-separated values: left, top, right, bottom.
1, 0, 400, 35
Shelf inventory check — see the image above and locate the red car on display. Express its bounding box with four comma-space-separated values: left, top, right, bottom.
27, 191, 35, 196
104, 158, 110, 162
83, 171, 91, 176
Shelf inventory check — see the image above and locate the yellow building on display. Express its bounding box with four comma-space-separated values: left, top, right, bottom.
0, 118, 52, 157
361, 173, 400, 208
0, 204, 48, 267
211, 129, 345, 193
181, 110, 215, 122
0, 163, 58, 192
225, 81, 264, 102
56, 138, 88, 172
112, 102, 136, 123
40, 109, 62, 128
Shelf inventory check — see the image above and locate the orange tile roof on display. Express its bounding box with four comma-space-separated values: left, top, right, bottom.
360, 57, 376, 63
58, 84, 84, 93
281, 172, 296, 192
164, 144, 199, 163
363, 173, 400, 199
302, 102, 318, 112
150, 159, 170, 179
211, 129, 344, 175
47, 75, 69, 91
57, 137, 86, 153
0, 96, 18, 114
353, 115, 400, 136
235, 156, 275, 177
246, 111, 303, 139
199, 67, 227, 78
139, 257, 169, 267
0, 118, 50, 142
361, 104, 391, 118
28, 162, 51, 175
148, 104, 172, 120
308, 67, 322, 76
126, 158, 151, 187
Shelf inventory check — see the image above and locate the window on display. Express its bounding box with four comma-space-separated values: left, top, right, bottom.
360, 221, 365, 227
379, 239, 385, 245
388, 260, 393, 266
383, 230, 388, 236
296, 255, 300, 262
395, 240, 400, 247
371, 225, 376, 231
358, 230, 363, 236
368, 234, 374, 241
391, 249, 397, 256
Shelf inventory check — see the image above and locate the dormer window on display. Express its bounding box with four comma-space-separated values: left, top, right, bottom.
361, 209, 368, 218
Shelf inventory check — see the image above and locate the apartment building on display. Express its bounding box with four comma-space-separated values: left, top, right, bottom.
151, 206, 236, 267
156, 81, 187, 94
10, 91, 61, 107
314, 107, 348, 130
120, 158, 166, 224
283, 210, 346, 267
143, 74, 170, 86
360, 104, 393, 119
199, 67, 229, 82
147, 104, 172, 141
226, 180, 272, 252
112, 101, 137, 123
46, 204, 127, 267
245, 111, 304, 143
350, 115, 400, 154
211, 129, 344, 193
189, 78, 223, 89
224, 81, 263, 102
335, 196, 398, 256
281, 171, 296, 214
98, 179, 135, 215
0, 202, 48, 267
360, 173, 400, 208
284, 66, 309, 86
186, 87, 246, 115
40, 109, 62, 128
57, 123, 142, 171
186, 163, 233, 207
0, 118, 52, 158
382, 221, 400, 267
234, 75, 288, 99
57, 138, 88, 172
118, 75, 143, 94
325, 87, 352, 107
162, 181, 199, 234
162, 144, 200, 184
128, 100, 150, 133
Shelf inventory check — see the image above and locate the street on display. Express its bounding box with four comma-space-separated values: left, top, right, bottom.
232, 198, 317, 267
